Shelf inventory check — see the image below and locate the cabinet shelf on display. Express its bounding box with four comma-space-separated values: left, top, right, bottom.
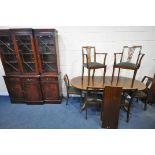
18, 50, 32, 53
42, 62, 56, 64
20, 53, 33, 55
40, 53, 55, 55
23, 62, 35, 64
2, 53, 16, 54
5, 61, 18, 63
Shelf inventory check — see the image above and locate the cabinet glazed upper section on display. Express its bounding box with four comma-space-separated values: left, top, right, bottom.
0, 29, 60, 75
33, 29, 59, 75
0, 30, 20, 75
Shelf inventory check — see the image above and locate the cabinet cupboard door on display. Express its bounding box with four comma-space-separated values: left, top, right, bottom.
40, 77, 60, 101
11, 29, 39, 74
4, 76, 24, 102
34, 30, 58, 75
0, 30, 21, 75
22, 77, 43, 102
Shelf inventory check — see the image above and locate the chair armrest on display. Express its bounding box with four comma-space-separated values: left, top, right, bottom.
114, 53, 123, 65
95, 53, 108, 65
136, 53, 145, 68
96, 53, 107, 54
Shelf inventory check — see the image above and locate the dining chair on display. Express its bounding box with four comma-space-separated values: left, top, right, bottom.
64, 74, 81, 105
121, 89, 138, 122
133, 76, 153, 110
82, 46, 107, 84
81, 86, 103, 120
101, 86, 123, 129
111, 46, 145, 87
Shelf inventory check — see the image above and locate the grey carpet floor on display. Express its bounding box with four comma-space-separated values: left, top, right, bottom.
0, 96, 155, 129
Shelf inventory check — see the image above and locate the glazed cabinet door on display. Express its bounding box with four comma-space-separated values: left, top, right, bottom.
40, 76, 61, 102
4, 76, 24, 102
33, 29, 58, 75
22, 77, 43, 103
0, 30, 21, 75
11, 29, 39, 74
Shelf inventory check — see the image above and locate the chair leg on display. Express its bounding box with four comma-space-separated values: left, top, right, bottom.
66, 93, 69, 105
131, 69, 137, 88
88, 69, 90, 85
111, 67, 115, 84
127, 104, 131, 123
92, 69, 95, 78
103, 67, 106, 84
100, 104, 103, 121
144, 99, 148, 111
82, 66, 84, 81
126, 96, 134, 122
116, 68, 121, 85
86, 104, 87, 120
80, 91, 83, 108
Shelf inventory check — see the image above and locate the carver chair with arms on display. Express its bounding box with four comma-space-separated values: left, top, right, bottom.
111, 46, 145, 88
82, 46, 107, 84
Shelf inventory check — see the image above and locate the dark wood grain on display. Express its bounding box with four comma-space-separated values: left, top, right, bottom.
70, 76, 146, 91
4, 76, 24, 102
102, 86, 122, 129
22, 77, 43, 103
0, 29, 62, 103
40, 76, 61, 102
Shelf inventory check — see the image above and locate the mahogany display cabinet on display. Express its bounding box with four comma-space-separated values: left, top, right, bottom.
0, 28, 62, 104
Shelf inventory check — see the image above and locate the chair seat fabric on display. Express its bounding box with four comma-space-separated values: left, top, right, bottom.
134, 90, 147, 98
68, 86, 81, 94
84, 62, 106, 68
115, 62, 137, 69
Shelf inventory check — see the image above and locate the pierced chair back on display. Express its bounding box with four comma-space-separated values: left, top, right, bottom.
112, 46, 145, 88
121, 46, 142, 66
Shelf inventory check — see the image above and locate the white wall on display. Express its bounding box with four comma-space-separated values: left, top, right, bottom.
0, 26, 155, 95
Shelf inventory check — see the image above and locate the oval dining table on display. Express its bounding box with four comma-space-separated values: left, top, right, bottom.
71, 76, 146, 128
70, 76, 146, 90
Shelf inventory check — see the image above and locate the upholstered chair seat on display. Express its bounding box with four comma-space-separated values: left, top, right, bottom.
68, 86, 81, 94
115, 62, 137, 69
84, 62, 106, 68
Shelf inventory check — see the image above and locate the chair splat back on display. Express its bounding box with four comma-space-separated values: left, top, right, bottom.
141, 76, 153, 88
64, 74, 70, 89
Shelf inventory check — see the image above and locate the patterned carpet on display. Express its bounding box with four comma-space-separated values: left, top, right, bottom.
0, 96, 155, 129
